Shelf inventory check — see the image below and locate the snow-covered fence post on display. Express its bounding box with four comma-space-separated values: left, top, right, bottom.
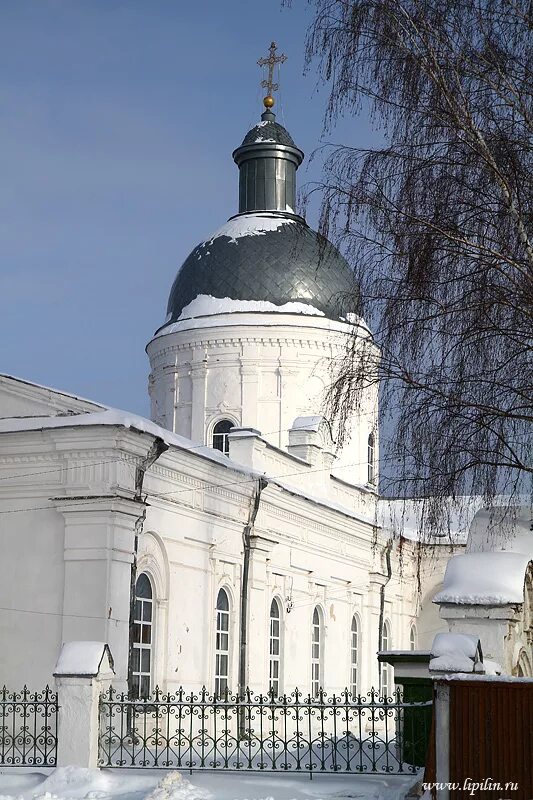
53, 641, 115, 768
433, 680, 450, 799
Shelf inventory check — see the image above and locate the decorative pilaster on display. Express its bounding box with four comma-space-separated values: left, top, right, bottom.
240, 355, 259, 430
190, 358, 208, 444
55, 495, 144, 684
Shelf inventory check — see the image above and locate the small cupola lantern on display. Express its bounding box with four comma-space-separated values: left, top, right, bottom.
232, 43, 304, 218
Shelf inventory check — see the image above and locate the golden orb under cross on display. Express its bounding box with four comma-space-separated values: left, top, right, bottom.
263, 95, 275, 108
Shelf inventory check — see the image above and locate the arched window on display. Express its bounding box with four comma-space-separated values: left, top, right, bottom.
380, 621, 392, 698
410, 625, 417, 651
212, 420, 234, 455
269, 598, 282, 696
132, 573, 153, 699
350, 616, 359, 696
311, 606, 323, 697
215, 588, 230, 696
367, 432, 376, 485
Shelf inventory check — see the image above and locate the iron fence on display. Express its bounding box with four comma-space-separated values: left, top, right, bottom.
99, 686, 432, 773
0, 686, 58, 766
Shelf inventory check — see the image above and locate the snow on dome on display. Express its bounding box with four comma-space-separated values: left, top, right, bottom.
433, 551, 532, 605
174, 294, 325, 322
202, 213, 297, 246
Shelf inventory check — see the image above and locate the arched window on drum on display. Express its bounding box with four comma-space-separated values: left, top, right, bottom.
212, 420, 234, 455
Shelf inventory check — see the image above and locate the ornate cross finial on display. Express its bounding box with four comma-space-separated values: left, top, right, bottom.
257, 41, 287, 109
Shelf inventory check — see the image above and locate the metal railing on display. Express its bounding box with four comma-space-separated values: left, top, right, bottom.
99, 686, 432, 773
0, 686, 58, 766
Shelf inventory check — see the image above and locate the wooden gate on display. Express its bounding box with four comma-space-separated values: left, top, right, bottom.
426, 678, 533, 799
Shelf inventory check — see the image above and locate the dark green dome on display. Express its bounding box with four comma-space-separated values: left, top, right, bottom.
161, 213, 356, 328
158, 109, 356, 333
241, 119, 296, 147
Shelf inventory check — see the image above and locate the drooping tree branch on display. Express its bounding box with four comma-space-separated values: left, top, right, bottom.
301, 0, 532, 530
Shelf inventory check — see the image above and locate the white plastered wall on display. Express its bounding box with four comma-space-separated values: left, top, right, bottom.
147, 312, 378, 489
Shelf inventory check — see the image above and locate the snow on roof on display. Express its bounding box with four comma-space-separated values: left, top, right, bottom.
54, 641, 114, 676
435, 673, 533, 683
0, 407, 255, 475
429, 632, 482, 673
271, 474, 374, 526
483, 659, 502, 675
0, 405, 371, 524
291, 415, 325, 432
203, 213, 297, 246
466, 506, 532, 557
431, 632, 480, 659
433, 551, 532, 605
378, 497, 481, 544
0, 373, 106, 410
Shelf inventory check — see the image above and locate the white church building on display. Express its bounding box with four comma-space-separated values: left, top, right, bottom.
0, 94, 531, 695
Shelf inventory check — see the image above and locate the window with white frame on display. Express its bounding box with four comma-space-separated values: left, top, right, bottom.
215, 588, 230, 696
380, 621, 392, 698
410, 624, 417, 651
311, 606, 323, 697
367, 432, 376, 485
269, 598, 282, 696
350, 615, 359, 696
132, 573, 153, 699
212, 420, 234, 455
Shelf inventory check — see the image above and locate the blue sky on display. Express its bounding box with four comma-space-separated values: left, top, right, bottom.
1, 1, 375, 415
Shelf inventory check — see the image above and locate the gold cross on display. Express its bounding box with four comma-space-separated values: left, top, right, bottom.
257, 42, 287, 108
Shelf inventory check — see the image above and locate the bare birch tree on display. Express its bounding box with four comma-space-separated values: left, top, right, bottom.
301, 0, 532, 530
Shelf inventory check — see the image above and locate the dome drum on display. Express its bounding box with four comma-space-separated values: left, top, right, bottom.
237, 152, 298, 215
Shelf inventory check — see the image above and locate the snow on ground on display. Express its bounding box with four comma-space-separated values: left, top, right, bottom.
0, 767, 420, 800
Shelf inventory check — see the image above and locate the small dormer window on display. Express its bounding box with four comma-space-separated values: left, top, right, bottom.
367, 432, 376, 485
212, 419, 234, 455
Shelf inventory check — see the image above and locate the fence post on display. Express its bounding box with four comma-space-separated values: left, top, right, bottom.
434, 680, 450, 800
53, 642, 115, 768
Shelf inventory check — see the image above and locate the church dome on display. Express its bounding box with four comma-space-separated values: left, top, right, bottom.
159, 107, 356, 332
240, 119, 296, 147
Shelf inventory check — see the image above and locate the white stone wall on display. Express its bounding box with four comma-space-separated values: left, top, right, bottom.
0, 421, 416, 695
147, 312, 379, 489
